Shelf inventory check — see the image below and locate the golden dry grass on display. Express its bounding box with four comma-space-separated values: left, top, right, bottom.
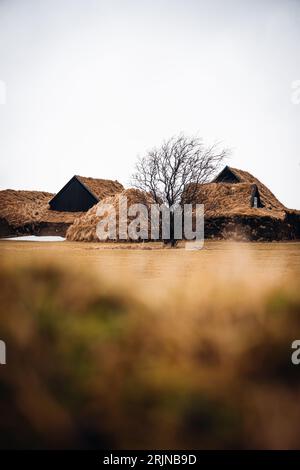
76, 176, 124, 200
0, 189, 53, 226
0, 189, 83, 228
185, 182, 286, 218
0, 241, 300, 449
221, 167, 286, 210
66, 188, 156, 242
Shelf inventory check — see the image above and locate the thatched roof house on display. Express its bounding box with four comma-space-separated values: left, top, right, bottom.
0, 189, 53, 229
49, 175, 124, 212
212, 166, 286, 211
183, 166, 299, 241
0, 175, 124, 237
184, 165, 286, 218
1, 166, 298, 241
0, 189, 84, 237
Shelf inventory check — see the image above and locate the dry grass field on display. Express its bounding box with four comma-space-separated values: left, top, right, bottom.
0, 240, 300, 449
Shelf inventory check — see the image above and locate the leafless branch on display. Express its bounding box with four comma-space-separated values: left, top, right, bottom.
131, 134, 229, 208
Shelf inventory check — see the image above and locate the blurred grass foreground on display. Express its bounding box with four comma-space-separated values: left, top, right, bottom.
0, 245, 300, 449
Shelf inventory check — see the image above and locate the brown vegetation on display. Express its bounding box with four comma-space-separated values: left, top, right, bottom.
1, 166, 299, 241
0, 246, 300, 449
182, 166, 300, 241
184, 182, 286, 218
0, 189, 83, 237
75, 176, 124, 200
66, 188, 156, 242
215, 166, 286, 210
0, 190, 53, 227
0, 179, 125, 238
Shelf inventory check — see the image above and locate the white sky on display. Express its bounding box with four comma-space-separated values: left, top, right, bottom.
0, 0, 299, 208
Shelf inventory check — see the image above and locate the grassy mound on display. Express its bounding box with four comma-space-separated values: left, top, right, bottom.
66, 188, 156, 242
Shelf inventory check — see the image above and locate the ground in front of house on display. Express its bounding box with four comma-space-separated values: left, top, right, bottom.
0, 239, 300, 449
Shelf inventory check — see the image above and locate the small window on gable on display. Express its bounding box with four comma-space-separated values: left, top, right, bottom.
253, 196, 258, 208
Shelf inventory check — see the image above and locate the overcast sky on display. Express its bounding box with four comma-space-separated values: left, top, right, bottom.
0, 0, 299, 208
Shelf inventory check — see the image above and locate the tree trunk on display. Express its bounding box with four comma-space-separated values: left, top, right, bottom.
163, 210, 177, 247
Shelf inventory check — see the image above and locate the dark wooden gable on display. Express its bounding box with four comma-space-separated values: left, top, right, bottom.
49, 176, 99, 212
214, 166, 240, 183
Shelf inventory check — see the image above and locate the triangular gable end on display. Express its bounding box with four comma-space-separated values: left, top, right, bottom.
49, 176, 99, 212
213, 166, 241, 183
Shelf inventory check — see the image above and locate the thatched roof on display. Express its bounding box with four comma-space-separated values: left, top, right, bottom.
67, 188, 156, 242
0, 176, 124, 233
213, 166, 286, 211
182, 166, 287, 219
0, 189, 83, 228
0, 189, 51, 227
184, 182, 285, 219
75, 176, 124, 200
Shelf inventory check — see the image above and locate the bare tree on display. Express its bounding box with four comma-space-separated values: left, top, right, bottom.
132, 134, 229, 245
